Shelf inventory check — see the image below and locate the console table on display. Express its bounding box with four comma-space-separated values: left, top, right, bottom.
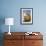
4, 32, 43, 46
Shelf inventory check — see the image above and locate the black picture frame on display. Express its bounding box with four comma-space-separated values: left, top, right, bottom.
20, 8, 33, 25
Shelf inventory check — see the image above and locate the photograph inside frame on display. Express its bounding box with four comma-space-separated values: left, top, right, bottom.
23, 10, 31, 22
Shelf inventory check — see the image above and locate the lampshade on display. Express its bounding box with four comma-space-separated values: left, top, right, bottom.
5, 18, 14, 25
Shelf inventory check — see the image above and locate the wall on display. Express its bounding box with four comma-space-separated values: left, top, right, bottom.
0, 0, 46, 46
0, 0, 46, 32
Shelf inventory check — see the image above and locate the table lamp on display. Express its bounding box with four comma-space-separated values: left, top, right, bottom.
5, 18, 14, 35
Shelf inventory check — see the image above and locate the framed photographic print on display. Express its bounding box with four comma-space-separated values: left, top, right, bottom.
20, 8, 33, 25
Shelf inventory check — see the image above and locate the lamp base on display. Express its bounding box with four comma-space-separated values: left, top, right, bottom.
8, 32, 11, 35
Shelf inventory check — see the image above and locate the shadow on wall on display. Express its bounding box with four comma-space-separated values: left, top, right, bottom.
0, 33, 4, 46
0, 16, 5, 46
